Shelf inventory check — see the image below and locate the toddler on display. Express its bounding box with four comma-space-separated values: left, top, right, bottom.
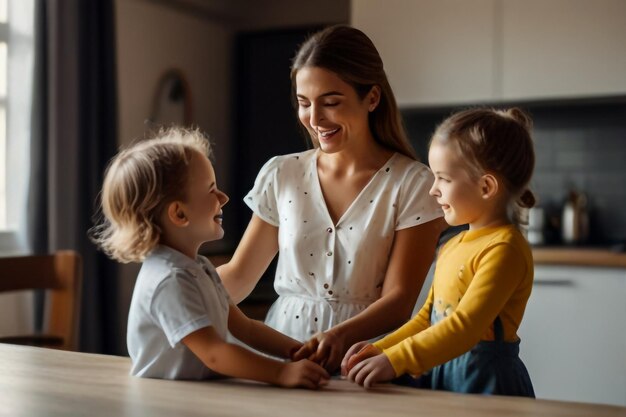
91, 127, 329, 388
342, 108, 536, 397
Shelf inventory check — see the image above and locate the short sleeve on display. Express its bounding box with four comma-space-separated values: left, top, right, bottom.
396, 164, 442, 230
151, 271, 212, 347
244, 156, 280, 226
200, 256, 234, 307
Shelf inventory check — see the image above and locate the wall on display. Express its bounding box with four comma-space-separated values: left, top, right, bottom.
530, 102, 626, 244
0, 292, 32, 336
403, 100, 626, 245
225, 0, 349, 31
116, 0, 234, 246
114, 0, 348, 354
115, 0, 235, 354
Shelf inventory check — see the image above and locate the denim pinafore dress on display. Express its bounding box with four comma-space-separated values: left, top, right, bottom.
396, 311, 535, 397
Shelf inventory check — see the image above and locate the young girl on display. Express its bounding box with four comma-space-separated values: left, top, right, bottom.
91, 127, 329, 388
342, 108, 536, 397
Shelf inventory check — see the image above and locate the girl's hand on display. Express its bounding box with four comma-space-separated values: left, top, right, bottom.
277, 359, 330, 389
341, 342, 382, 376
293, 330, 345, 373
347, 354, 396, 389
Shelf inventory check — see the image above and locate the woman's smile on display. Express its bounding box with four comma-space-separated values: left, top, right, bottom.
317, 128, 340, 143
318, 128, 340, 138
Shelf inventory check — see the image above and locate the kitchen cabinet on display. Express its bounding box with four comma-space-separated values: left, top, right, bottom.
351, 0, 626, 105
518, 265, 626, 406
351, 0, 498, 106
501, 0, 626, 100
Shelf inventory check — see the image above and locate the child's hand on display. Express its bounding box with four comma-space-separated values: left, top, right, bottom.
277, 359, 330, 389
291, 337, 319, 362
347, 354, 395, 389
340, 342, 382, 376
293, 331, 344, 372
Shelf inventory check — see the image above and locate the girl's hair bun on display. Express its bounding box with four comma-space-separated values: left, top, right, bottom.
518, 189, 536, 209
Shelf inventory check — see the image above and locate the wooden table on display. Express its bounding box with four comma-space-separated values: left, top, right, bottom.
1, 344, 624, 417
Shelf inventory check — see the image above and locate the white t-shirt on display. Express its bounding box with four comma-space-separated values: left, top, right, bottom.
245, 149, 442, 342
127, 245, 232, 379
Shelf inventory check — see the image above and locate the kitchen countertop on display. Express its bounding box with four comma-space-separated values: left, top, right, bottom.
211, 248, 626, 272
532, 247, 626, 268
2, 343, 624, 417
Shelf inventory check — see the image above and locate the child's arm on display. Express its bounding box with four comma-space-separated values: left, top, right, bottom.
182, 326, 329, 389
226, 304, 301, 359
380, 243, 530, 378
338, 286, 435, 375
373, 285, 434, 350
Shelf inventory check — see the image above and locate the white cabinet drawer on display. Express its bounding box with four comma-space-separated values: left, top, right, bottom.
519, 265, 626, 406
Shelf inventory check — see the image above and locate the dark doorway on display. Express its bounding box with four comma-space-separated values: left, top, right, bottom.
231, 27, 323, 295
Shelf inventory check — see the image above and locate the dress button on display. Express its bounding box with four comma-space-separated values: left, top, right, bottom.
326, 251, 333, 256
323, 283, 329, 289
327, 227, 333, 233
328, 290, 333, 295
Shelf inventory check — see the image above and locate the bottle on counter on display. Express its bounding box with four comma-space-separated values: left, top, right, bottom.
561, 190, 589, 245
527, 206, 545, 246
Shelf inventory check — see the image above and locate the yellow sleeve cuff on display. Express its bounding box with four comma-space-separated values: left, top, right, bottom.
382, 340, 426, 377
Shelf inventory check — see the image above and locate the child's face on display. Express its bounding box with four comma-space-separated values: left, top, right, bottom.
428, 141, 486, 227
181, 151, 229, 243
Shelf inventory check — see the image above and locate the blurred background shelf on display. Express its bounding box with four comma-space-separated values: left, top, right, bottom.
532, 247, 626, 268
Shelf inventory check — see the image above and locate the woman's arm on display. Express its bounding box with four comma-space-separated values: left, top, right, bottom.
182, 326, 329, 388
296, 217, 445, 372
372, 285, 434, 349
227, 304, 301, 359
217, 214, 279, 303
340, 286, 435, 375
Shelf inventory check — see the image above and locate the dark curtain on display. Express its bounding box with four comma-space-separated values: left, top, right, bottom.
28, 0, 120, 354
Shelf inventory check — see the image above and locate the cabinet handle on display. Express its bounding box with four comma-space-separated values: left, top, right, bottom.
533, 279, 574, 287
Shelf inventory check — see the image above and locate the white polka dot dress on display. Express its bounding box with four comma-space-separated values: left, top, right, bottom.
245, 149, 442, 342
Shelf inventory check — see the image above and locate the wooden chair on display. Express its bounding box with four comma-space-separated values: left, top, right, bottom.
0, 250, 82, 351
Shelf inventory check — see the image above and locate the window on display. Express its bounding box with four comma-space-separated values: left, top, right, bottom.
0, 0, 35, 337
0, 0, 34, 255
0, 0, 8, 230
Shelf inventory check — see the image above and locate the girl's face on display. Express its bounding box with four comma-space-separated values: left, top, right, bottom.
428, 141, 487, 228
295, 66, 378, 154
182, 151, 229, 243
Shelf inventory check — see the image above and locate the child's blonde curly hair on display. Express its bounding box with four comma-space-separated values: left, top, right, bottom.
90, 127, 211, 263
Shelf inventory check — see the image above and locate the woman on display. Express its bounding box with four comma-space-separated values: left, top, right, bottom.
218, 25, 444, 372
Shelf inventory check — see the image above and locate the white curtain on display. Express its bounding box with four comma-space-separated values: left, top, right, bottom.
0, 0, 35, 336
4, 0, 34, 253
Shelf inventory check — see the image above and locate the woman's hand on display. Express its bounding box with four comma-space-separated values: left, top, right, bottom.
340, 342, 382, 376
292, 330, 346, 373
291, 337, 318, 361
347, 354, 396, 389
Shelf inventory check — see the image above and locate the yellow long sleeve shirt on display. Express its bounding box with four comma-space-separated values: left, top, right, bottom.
373, 225, 533, 377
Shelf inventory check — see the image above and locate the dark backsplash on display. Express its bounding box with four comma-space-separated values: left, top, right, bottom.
402, 99, 626, 245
